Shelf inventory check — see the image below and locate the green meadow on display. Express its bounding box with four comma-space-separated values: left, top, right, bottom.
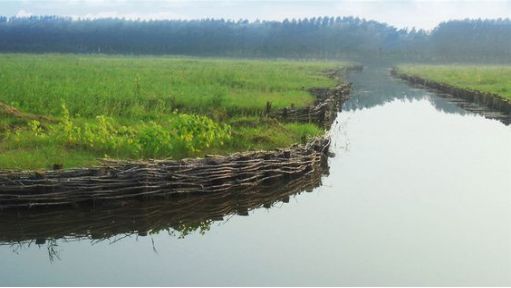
396, 65, 511, 101
0, 54, 346, 169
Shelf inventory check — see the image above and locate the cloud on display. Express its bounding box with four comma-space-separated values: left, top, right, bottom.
15, 9, 32, 17
333, 0, 511, 30
4, 0, 511, 29
74, 10, 185, 20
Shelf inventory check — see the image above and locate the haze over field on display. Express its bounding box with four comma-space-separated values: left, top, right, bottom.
2, 0, 510, 30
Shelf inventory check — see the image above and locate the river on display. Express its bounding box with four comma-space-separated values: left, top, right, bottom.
0, 67, 509, 286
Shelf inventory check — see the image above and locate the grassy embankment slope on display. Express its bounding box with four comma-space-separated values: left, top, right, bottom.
0, 54, 346, 169
396, 65, 511, 102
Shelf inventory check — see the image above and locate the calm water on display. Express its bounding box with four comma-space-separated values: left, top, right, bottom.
1, 67, 510, 286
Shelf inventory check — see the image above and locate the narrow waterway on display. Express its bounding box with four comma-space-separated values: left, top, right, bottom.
0, 67, 509, 286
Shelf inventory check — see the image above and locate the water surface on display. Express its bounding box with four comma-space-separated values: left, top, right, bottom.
0, 67, 509, 286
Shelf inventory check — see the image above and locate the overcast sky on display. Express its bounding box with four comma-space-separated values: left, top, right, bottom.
2, 0, 510, 30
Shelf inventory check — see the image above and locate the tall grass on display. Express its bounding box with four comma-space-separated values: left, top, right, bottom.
0, 54, 340, 117
0, 54, 343, 169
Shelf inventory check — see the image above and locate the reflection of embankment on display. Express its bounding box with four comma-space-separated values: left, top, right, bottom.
391, 68, 511, 124
342, 66, 436, 111
342, 67, 508, 122
0, 163, 328, 246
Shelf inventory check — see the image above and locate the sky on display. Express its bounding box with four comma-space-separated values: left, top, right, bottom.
1, 0, 510, 30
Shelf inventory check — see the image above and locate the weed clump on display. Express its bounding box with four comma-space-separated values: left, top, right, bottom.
8, 104, 232, 160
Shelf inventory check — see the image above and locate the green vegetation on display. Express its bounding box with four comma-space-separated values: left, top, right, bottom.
0, 54, 337, 116
396, 65, 511, 101
0, 54, 344, 170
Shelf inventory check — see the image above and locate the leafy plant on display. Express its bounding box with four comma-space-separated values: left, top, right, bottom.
29, 105, 232, 159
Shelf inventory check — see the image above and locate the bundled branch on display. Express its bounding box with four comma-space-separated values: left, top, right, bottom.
0, 137, 330, 209
0, 165, 326, 244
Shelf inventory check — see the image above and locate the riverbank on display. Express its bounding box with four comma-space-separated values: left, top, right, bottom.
0, 54, 352, 170
0, 55, 353, 208
0, 85, 347, 208
391, 65, 511, 119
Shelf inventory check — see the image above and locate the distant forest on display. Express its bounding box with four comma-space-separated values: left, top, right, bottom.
0, 16, 510, 62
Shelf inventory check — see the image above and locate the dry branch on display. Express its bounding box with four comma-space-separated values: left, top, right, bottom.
0, 101, 57, 123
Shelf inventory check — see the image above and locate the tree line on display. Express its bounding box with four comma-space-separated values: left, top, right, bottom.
0, 16, 509, 62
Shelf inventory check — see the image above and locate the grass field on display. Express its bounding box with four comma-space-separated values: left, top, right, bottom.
0, 54, 338, 117
0, 54, 345, 169
396, 65, 511, 101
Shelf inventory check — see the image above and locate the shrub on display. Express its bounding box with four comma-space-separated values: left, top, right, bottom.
30, 105, 231, 159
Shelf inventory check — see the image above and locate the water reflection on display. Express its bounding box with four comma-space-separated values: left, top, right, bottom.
345, 66, 509, 124
0, 161, 328, 260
